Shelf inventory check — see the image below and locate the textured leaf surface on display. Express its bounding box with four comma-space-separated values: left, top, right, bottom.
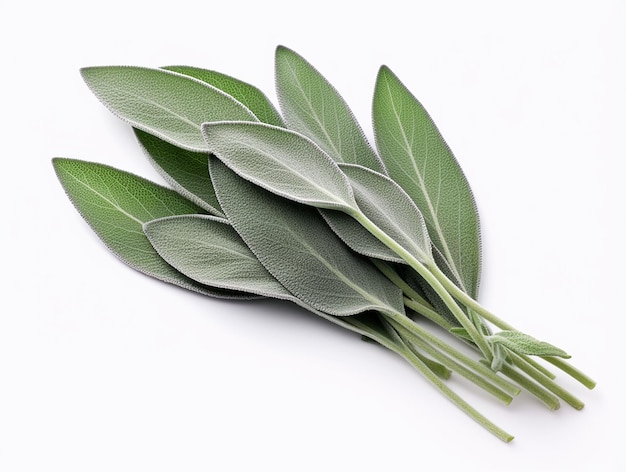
144, 215, 291, 298
134, 129, 223, 216
81, 66, 257, 151
490, 331, 571, 358
322, 164, 433, 265
210, 158, 405, 317
52, 158, 251, 299
373, 66, 481, 297
144, 214, 411, 350
164, 66, 285, 127
202, 121, 356, 211
275, 46, 384, 172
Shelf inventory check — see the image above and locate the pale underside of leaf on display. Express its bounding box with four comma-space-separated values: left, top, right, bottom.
275, 45, 384, 172
144, 214, 416, 355
144, 215, 292, 298
323, 163, 433, 265
209, 157, 406, 317
373, 66, 481, 298
163, 65, 285, 127
202, 121, 357, 211
52, 158, 253, 299
80, 66, 257, 152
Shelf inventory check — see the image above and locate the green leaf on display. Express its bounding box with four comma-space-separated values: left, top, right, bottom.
134, 129, 224, 216
143, 214, 434, 368
449, 327, 473, 341
373, 66, 481, 298
80, 66, 257, 151
275, 46, 384, 172
322, 163, 433, 265
52, 158, 252, 299
489, 331, 571, 358
144, 214, 291, 299
163, 65, 285, 127
201, 121, 357, 212
209, 157, 406, 317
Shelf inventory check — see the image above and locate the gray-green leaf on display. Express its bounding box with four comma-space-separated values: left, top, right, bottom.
81, 66, 257, 151
373, 66, 481, 298
134, 129, 224, 216
52, 158, 252, 299
322, 163, 433, 265
163, 65, 285, 127
209, 157, 406, 317
144, 215, 291, 299
275, 46, 384, 172
489, 331, 571, 358
143, 214, 422, 359
201, 121, 357, 212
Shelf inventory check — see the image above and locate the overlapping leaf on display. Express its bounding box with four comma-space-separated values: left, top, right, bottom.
144, 214, 291, 298
209, 157, 406, 317
322, 163, 433, 265
144, 213, 448, 377
52, 158, 252, 299
80, 66, 257, 151
163, 66, 285, 127
373, 66, 481, 298
275, 46, 384, 172
201, 121, 357, 211
134, 129, 224, 216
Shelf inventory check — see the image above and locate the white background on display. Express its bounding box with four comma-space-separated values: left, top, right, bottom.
1, 1, 624, 471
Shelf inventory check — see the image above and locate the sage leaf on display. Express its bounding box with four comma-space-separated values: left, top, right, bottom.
163, 65, 285, 127
80, 66, 257, 151
275, 46, 384, 172
201, 121, 357, 212
373, 66, 481, 297
144, 214, 292, 299
322, 163, 433, 265
489, 331, 571, 359
52, 158, 252, 299
143, 214, 439, 373
209, 157, 406, 317
134, 129, 224, 216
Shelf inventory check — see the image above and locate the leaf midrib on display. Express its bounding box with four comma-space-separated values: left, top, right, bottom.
382, 77, 467, 292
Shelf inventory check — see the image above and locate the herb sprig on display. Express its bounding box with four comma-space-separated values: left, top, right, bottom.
52, 45, 595, 442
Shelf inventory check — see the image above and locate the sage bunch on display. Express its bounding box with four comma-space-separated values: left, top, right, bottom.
52, 46, 595, 442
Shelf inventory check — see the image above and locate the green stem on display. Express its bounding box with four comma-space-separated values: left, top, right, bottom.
403, 296, 455, 331
388, 319, 514, 404
427, 262, 514, 330
351, 210, 493, 360
509, 353, 584, 410
517, 354, 556, 380
377, 316, 451, 379
543, 357, 596, 389
369, 317, 513, 442
372, 259, 432, 307
387, 312, 520, 397
497, 362, 561, 410
428, 262, 595, 388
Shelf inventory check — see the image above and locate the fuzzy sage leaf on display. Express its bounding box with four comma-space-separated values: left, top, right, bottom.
209, 157, 405, 317
275, 45, 384, 172
134, 129, 224, 216
373, 66, 481, 297
322, 163, 433, 265
489, 331, 572, 359
81, 66, 257, 151
144, 214, 292, 299
52, 158, 252, 299
163, 65, 285, 127
201, 121, 357, 212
